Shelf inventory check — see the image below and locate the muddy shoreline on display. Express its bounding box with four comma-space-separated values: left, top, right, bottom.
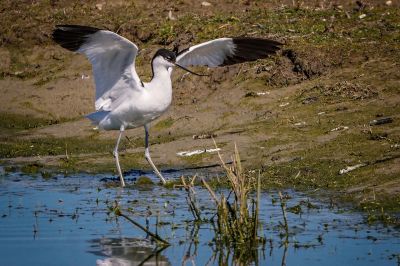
0, 0, 399, 221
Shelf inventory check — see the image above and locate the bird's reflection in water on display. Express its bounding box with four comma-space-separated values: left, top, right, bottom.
89, 238, 170, 266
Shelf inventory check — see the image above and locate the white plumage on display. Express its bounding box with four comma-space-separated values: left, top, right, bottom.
53, 25, 281, 187
176, 38, 236, 67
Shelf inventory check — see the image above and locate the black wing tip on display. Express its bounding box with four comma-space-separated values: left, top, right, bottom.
231, 37, 283, 53
54, 24, 102, 32
232, 37, 283, 44
222, 37, 282, 66
52, 25, 102, 51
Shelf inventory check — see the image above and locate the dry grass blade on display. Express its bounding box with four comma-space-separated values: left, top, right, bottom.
112, 201, 170, 246
203, 140, 263, 264
278, 191, 289, 245
181, 175, 202, 220
201, 176, 219, 204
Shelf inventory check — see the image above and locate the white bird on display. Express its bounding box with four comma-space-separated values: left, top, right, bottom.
52, 25, 282, 187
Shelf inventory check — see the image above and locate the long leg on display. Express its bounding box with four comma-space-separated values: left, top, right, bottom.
113, 125, 126, 187
144, 124, 167, 184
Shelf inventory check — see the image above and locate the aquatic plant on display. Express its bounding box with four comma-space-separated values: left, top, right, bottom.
201, 142, 264, 264
110, 201, 170, 246
181, 175, 202, 221
278, 191, 290, 247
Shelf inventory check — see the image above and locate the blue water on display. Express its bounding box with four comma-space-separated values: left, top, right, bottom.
0, 171, 398, 266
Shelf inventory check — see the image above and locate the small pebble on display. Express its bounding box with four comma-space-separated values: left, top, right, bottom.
369, 117, 393, 126
201, 1, 212, 6
294, 122, 306, 126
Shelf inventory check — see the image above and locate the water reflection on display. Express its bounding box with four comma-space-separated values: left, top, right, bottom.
181, 224, 199, 265
0, 173, 399, 266
90, 238, 170, 266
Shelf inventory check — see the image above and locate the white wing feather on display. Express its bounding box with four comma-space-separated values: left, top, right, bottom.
75, 30, 142, 110
175, 37, 282, 69
176, 38, 235, 67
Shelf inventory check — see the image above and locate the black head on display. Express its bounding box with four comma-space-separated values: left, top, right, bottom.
152, 48, 176, 63
150, 48, 208, 78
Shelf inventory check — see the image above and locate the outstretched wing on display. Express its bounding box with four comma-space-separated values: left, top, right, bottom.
52, 25, 142, 110
176, 37, 282, 67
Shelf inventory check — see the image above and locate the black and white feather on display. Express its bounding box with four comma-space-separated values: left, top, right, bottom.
53, 25, 142, 111
176, 37, 282, 67
52, 25, 101, 51
52, 24, 282, 187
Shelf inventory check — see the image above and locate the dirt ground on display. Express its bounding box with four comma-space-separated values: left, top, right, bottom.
0, 0, 399, 216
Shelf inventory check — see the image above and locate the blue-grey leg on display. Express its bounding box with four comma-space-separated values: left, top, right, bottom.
113, 125, 126, 187
144, 124, 167, 184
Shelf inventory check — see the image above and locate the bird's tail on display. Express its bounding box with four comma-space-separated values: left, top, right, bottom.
85, 111, 109, 125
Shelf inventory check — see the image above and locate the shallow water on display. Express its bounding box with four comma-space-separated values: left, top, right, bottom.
0, 170, 399, 266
